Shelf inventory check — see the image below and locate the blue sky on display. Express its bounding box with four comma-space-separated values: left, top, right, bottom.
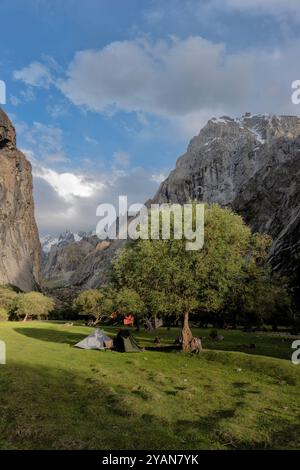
1, 0, 300, 235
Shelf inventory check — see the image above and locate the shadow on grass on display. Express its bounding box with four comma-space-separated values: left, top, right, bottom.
145, 345, 180, 353
175, 404, 300, 449
0, 359, 299, 450
13, 327, 86, 346
0, 362, 180, 450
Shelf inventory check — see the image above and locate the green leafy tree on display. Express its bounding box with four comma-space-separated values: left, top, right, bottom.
248, 279, 292, 330
0, 307, 8, 321
224, 234, 293, 329
115, 287, 145, 329
73, 286, 116, 323
15, 292, 55, 321
0, 286, 19, 318
114, 204, 257, 351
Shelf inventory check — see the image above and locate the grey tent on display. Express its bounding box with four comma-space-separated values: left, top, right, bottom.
75, 328, 113, 350
114, 329, 143, 352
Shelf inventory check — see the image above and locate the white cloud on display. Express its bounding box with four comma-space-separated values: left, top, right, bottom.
10, 95, 21, 106
151, 172, 167, 184
18, 120, 71, 166
20, 87, 35, 102
10, 87, 35, 106
14, 61, 52, 87
32, 164, 162, 236
113, 151, 130, 167
44, 153, 71, 164
144, 8, 165, 25
33, 166, 103, 201
26, 122, 64, 151
85, 135, 98, 145
216, 0, 300, 20
59, 37, 235, 117
46, 102, 69, 118
20, 144, 161, 235
14, 34, 300, 140
56, 35, 300, 139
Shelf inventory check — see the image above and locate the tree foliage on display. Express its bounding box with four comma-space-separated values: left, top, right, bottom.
115, 288, 145, 316
0, 286, 19, 317
15, 292, 55, 321
73, 287, 116, 323
0, 307, 8, 321
113, 204, 267, 350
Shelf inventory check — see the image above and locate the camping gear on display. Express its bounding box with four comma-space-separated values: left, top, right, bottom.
114, 329, 142, 352
124, 314, 134, 326
75, 328, 113, 350
190, 337, 202, 353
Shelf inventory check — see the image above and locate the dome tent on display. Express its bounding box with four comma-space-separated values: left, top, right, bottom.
114, 329, 143, 352
75, 328, 113, 350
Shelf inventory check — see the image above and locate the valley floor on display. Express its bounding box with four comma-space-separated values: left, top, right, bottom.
0, 322, 299, 450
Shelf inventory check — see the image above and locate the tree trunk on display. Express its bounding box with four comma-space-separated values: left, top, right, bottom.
181, 312, 193, 352
23, 313, 28, 322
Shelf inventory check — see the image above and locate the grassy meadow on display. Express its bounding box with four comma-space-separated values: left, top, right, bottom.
0, 321, 299, 450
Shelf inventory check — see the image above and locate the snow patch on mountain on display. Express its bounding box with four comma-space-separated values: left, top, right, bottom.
40, 230, 91, 253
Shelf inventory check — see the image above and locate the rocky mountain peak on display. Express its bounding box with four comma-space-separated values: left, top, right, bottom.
186, 113, 300, 157
41, 230, 92, 254
155, 113, 300, 207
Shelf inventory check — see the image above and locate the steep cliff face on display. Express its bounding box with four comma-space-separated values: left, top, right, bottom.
153, 113, 300, 278
0, 109, 41, 291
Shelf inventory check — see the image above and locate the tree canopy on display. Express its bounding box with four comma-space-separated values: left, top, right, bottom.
73, 287, 116, 323
15, 292, 55, 321
113, 203, 287, 350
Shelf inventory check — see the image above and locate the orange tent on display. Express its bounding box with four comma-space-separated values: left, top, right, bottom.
123, 314, 134, 326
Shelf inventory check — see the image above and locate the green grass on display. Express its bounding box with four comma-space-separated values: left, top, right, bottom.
0, 321, 299, 450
